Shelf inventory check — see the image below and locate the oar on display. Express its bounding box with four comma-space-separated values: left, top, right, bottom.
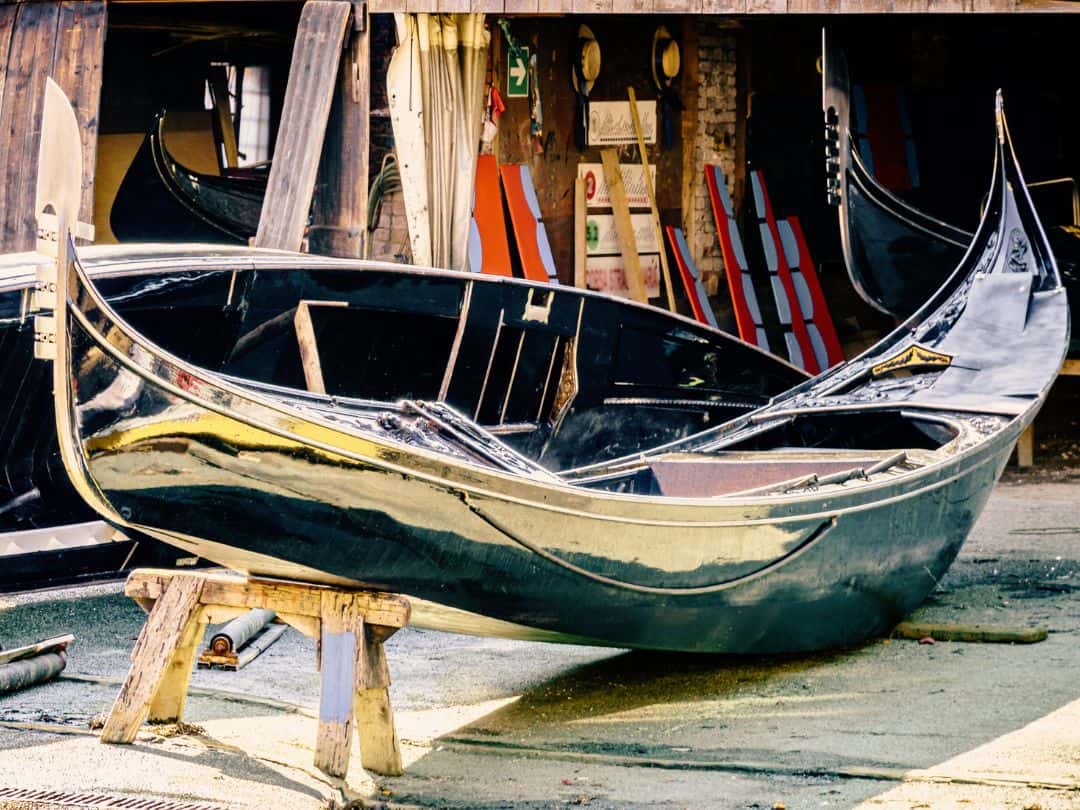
628, 87, 676, 313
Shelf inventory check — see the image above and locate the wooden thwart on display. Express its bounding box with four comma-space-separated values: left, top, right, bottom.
102, 569, 410, 779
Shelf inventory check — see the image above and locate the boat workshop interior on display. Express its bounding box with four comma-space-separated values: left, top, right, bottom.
0, 1, 1078, 808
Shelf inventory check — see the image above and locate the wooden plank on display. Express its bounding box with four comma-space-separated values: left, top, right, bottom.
656, 0, 703, 10
573, 0, 613, 11
50, 1, 106, 231
147, 606, 206, 723
355, 688, 402, 775
1061, 358, 1080, 376
310, 3, 370, 259
893, 621, 1047, 644
0, 1, 61, 253
503, 0, 540, 11
314, 591, 364, 778
628, 87, 675, 313
701, 0, 747, 11
254, 0, 351, 252
786, 0, 839, 9
600, 149, 647, 304
746, 0, 787, 10
207, 64, 239, 170
125, 569, 411, 629
1016, 424, 1034, 468
354, 624, 402, 775
679, 16, 698, 249
101, 577, 204, 743
574, 176, 586, 289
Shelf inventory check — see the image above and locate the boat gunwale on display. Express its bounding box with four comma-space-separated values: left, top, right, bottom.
62, 272, 1019, 528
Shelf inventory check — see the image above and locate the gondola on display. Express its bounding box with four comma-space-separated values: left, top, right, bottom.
2, 82, 804, 594
823, 32, 1080, 355
109, 111, 266, 244
42, 83, 1068, 652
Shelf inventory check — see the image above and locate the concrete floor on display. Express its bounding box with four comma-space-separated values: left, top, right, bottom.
0, 475, 1077, 809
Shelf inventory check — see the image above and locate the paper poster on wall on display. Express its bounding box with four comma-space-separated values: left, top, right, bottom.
578, 163, 656, 209
587, 100, 657, 146
586, 254, 661, 299
585, 213, 658, 255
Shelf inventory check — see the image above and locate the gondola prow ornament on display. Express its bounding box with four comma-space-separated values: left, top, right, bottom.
32, 77, 92, 360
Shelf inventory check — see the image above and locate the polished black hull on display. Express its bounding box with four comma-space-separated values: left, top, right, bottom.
49, 95, 1069, 652
3, 246, 805, 592
110, 113, 265, 244
823, 32, 1080, 354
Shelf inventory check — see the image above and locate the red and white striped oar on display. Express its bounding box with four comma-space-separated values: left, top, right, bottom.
664, 225, 717, 328
705, 165, 769, 350
749, 169, 820, 374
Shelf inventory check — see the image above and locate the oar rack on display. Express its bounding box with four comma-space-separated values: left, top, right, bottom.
100, 569, 410, 780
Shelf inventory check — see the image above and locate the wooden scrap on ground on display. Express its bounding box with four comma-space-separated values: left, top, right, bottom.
893, 621, 1048, 644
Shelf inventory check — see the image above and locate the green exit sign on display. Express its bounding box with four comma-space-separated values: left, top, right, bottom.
507, 47, 529, 98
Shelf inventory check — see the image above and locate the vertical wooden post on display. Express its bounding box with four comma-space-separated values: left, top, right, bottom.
574, 176, 586, 289
147, 610, 206, 723
1016, 425, 1034, 468
310, 1, 371, 259
314, 591, 365, 778
101, 577, 204, 744
255, 0, 351, 252
207, 64, 240, 171
354, 624, 402, 776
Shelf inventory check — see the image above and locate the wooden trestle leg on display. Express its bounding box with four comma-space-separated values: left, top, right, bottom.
100, 570, 410, 781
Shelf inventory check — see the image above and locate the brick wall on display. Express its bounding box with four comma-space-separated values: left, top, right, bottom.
686, 23, 739, 284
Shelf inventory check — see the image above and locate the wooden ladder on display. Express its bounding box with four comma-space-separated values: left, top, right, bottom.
100, 569, 410, 780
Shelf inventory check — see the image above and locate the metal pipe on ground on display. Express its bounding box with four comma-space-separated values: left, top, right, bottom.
210, 608, 277, 655
0, 651, 67, 693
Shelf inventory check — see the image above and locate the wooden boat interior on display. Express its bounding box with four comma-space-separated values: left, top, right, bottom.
65, 260, 801, 475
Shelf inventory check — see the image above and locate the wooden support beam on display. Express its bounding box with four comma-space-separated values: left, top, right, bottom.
107, 569, 410, 780
101, 576, 205, 743
1016, 424, 1034, 468
207, 64, 239, 171
255, 0, 351, 252
600, 149, 648, 304
574, 177, 586, 289
311, 2, 371, 259
314, 591, 365, 777
125, 569, 410, 629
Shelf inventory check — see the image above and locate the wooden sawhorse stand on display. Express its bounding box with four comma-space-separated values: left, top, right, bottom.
100, 569, 411, 780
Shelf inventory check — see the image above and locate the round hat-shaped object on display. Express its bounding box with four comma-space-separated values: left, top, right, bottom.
572, 24, 601, 96
651, 25, 681, 90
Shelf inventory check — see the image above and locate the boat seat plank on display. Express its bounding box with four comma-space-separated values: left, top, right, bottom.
648, 455, 887, 498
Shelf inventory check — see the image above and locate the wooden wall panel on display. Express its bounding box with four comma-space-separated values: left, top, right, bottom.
0, 1, 105, 252
0, 2, 61, 252
52, 1, 107, 231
